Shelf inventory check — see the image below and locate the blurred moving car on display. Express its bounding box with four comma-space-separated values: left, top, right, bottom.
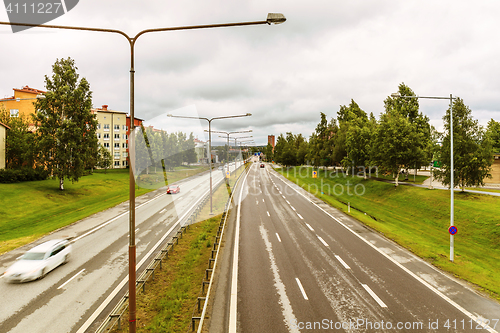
260, 164, 265, 168
167, 185, 180, 194
3, 239, 72, 283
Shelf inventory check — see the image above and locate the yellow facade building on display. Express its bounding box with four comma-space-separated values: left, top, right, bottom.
0, 86, 45, 123
92, 105, 129, 169
0, 121, 9, 169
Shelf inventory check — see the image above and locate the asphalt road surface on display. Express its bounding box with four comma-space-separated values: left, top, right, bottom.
208, 162, 500, 333
0, 163, 242, 333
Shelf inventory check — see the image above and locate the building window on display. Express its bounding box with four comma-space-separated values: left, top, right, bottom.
114, 143, 120, 149
122, 160, 128, 166
97, 124, 101, 129
114, 124, 120, 131
114, 152, 120, 159
123, 125, 128, 131
97, 133, 101, 139
114, 161, 120, 166
114, 134, 120, 140
10, 109, 19, 117
103, 124, 110, 131
103, 142, 110, 148
123, 134, 128, 140
122, 143, 128, 149
123, 152, 128, 158
103, 133, 110, 140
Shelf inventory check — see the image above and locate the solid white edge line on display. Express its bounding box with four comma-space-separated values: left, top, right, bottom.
276, 233, 282, 242
305, 223, 314, 231
229, 167, 251, 333
272, 169, 498, 333
317, 235, 329, 247
58, 269, 85, 290
362, 284, 387, 308
76, 182, 216, 333
295, 278, 309, 300
335, 255, 351, 270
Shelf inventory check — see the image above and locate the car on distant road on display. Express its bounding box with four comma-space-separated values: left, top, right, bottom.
3, 239, 72, 283
260, 164, 265, 168
167, 185, 180, 194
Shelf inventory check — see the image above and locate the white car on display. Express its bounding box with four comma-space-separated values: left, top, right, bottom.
3, 239, 72, 283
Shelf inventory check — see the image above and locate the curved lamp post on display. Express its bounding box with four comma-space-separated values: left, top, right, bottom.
391, 92, 456, 262
1, 13, 284, 333
167, 113, 252, 215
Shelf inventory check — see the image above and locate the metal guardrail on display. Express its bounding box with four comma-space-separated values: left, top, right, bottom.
95, 175, 226, 333
189, 162, 250, 332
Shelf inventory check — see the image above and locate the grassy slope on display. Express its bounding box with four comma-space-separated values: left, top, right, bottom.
0, 166, 207, 254
278, 166, 500, 300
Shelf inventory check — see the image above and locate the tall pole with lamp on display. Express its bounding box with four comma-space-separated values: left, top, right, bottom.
167, 113, 252, 215
391, 92, 456, 262
1, 13, 285, 332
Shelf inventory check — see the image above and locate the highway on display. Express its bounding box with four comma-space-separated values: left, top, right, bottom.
208, 161, 500, 333
0, 163, 241, 333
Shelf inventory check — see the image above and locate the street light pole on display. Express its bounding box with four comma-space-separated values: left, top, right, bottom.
1, 13, 284, 333
391, 92, 456, 262
168, 113, 252, 214
210, 129, 252, 165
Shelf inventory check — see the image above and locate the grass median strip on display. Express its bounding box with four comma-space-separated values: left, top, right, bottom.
111, 215, 221, 333
277, 166, 500, 301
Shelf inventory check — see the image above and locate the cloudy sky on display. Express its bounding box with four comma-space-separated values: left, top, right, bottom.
1, 0, 499, 146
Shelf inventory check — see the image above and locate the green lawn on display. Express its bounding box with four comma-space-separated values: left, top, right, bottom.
0, 166, 208, 254
277, 166, 500, 300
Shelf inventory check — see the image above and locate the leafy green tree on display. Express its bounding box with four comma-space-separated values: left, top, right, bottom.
372, 111, 423, 186
263, 143, 274, 162
274, 134, 286, 166
336, 100, 369, 174
0, 108, 38, 169
295, 133, 308, 166
184, 133, 198, 164
307, 112, 335, 167
434, 98, 493, 191
486, 119, 500, 153
384, 83, 432, 177
33, 58, 98, 190
97, 144, 112, 173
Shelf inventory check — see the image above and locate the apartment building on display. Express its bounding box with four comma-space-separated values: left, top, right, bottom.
0, 85, 45, 122
92, 105, 129, 169
0, 121, 9, 169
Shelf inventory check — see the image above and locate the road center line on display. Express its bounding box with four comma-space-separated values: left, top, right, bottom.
290, 206, 296, 211
317, 235, 329, 247
362, 284, 387, 308
267, 211, 270, 217
295, 278, 309, 300
335, 255, 351, 269
276, 233, 282, 242
58, 269, 85, 290
305, 223, 314, 231
297, 213, 304, 220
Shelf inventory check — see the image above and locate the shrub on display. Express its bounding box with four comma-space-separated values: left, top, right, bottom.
0, 167, 49, 183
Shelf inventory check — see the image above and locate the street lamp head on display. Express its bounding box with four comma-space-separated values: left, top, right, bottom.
36, 94, 45, 99
267, 13, 287, 25
391, 93, 401, 98
246, 113, 252, 116
167, 113, 172, 117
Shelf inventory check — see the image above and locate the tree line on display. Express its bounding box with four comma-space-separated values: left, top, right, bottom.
1, 57, 199, 189
268, 83, 499, 189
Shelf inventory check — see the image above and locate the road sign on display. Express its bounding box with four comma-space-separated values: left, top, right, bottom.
312, 171, 317, 178
226, 171, 231, 178
448, 226, 458, 235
